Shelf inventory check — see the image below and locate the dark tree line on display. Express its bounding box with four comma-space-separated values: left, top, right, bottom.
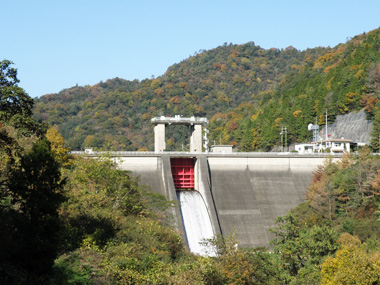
0, 60, 65, 283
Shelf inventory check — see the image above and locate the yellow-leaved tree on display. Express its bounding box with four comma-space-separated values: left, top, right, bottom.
46, 125, 72, 167
321, 233, 380, 284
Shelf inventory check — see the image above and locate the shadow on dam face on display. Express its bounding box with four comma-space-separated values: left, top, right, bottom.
119, 154, 327, 249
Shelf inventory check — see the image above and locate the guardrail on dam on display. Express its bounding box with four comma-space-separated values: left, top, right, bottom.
73, 151, 339, 249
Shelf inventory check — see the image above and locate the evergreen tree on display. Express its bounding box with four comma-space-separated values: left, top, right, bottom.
0, 139, 65, 282
370, 107, 380, 152
240, 120, 254, 151
0, 60, 65, 283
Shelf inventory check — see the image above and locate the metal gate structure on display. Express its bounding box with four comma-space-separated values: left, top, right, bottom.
170, 158, 195, 189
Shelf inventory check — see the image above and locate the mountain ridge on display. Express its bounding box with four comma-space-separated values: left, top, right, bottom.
33, 27, 380, 151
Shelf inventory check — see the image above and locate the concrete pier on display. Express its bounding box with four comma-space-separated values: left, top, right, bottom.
154, 124, 166, 152
190, 124, 203, 153
151, 116, 207, 153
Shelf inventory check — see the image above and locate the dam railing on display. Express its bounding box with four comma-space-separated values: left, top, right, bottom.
70, 151, 344, 158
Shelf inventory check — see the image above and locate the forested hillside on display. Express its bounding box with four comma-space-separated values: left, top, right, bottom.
220, 28, 380, 151
33, 42, 326, 150
33, 28, 380, 151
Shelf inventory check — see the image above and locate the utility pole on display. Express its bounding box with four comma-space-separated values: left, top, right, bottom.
325, 109, 329, 150
285, 126, 287, 152
280, 126, 287, 152
325, 109, 328, 140
315, 117, 318, 142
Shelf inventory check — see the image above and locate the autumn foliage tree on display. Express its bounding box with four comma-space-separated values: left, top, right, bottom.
321, 233, 380, 284
46, 125, 72, 167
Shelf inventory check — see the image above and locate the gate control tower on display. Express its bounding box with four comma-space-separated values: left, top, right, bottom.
151, 115, 208, 153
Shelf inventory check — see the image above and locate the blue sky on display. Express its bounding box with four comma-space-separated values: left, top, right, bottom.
2, 0, 380, 98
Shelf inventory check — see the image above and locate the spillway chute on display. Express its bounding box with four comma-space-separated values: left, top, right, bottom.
176, 190, 216, 257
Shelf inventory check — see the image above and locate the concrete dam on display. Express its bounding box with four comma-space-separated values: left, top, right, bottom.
113, 152, 332, 249
78, 116, 343, 252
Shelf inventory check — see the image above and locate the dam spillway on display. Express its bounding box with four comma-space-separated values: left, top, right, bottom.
84, 152, 335, 249
177, 190, 216, 256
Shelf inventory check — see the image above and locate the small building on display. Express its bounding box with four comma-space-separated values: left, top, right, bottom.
295, 143, 314, 154
84, 148, 94, 154
312, 139, 354, 154
210, 145, 233, 154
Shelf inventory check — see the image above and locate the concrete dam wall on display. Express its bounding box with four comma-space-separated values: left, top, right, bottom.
207, 156, 324, 247
116, 153, 331, 249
